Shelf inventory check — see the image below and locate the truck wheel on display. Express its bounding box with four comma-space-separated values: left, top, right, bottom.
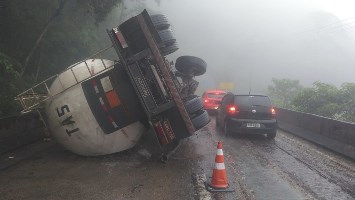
161, 42, 179, 56
175, 56, 207, 76
191, 110, 210, 130
182, 95, 198, 101
150, 14, 170, 30
184, 96, 203, 115
158, 29, 176, 47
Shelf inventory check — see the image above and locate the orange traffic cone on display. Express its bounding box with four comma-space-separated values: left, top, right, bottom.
205, 141, 234, 192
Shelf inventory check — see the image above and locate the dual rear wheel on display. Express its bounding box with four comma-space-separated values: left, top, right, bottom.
150, 14, 179, 56
183, 96, 210, 130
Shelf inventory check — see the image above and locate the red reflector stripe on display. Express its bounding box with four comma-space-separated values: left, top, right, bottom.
153, 122, 169, 146
94, 86, 99, 94
101, 104, 108, 112
99, 97, 104, 105
107, 115, 113, 122
114, 30, 128, 48
112, 121, 118, 128
91, 80, 99, 93
105, 90, 121, 108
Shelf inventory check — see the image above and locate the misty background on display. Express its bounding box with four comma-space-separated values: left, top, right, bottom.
1, 0, 355, 119
109, 0, 355, 94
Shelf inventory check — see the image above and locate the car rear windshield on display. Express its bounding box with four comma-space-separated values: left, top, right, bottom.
235, 95, 271, 107
207, 93, 226, 99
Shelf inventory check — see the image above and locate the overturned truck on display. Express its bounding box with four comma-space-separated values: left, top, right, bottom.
15, 10, 209, 157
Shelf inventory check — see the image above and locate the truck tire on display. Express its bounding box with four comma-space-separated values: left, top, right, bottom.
182, 95, 198, 101
150, 14, 170, 30
161, 42, 179, 56
175, 56, 207, 76
158, 29, 176, 47
184, 96, 203, 115
191, 110, 210, 130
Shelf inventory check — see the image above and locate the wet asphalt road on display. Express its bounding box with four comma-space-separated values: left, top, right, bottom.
0, 116, 354, 200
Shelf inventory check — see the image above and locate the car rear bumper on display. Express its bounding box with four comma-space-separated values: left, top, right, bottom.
228, 118, 277, 134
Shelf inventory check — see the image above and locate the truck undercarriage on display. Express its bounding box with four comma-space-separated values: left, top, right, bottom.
15, 10, 210, 158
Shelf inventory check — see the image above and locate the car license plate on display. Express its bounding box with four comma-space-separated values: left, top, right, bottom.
247, 123, 260, 128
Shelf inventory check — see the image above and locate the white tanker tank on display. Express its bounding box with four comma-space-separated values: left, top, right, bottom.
43, 59, 146, 156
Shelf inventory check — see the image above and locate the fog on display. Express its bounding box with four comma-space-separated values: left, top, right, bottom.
108, 0, 355, 94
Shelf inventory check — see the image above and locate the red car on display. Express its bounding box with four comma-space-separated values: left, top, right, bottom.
202, 90, 227, 111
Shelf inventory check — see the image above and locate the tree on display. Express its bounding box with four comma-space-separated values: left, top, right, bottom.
0, 53, 27, 115
20, 0, 68, 77
1, 0, 123, 78
0, 0, 124, 115
337, 83, 355, 122
267, 78, 302, 108
0, 0, 158, 115
293, 81, 339, 117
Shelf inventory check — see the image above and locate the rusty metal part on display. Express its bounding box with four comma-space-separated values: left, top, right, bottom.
137, 14, 195, 135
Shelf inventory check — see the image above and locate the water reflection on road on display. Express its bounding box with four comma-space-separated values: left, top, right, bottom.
194, 116, 355, 200
0, 116, 354, 200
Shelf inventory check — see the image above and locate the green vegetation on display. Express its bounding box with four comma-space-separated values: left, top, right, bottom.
0, 0, 130, 116
267, 78, 302, 108
268, 78, 355, 123
0, 53, 21, 115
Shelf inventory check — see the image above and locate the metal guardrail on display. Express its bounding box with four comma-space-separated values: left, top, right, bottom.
15, 46, 114, 113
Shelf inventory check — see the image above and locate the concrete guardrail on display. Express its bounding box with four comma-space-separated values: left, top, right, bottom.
1, 108, 354, 160
0, 112, 44, 154
277, 108, 355, 160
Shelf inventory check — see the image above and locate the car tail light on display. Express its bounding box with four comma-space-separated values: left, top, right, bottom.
271, 107, 277, 118
204, 99, 209, 103
227, 105, 238, 115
